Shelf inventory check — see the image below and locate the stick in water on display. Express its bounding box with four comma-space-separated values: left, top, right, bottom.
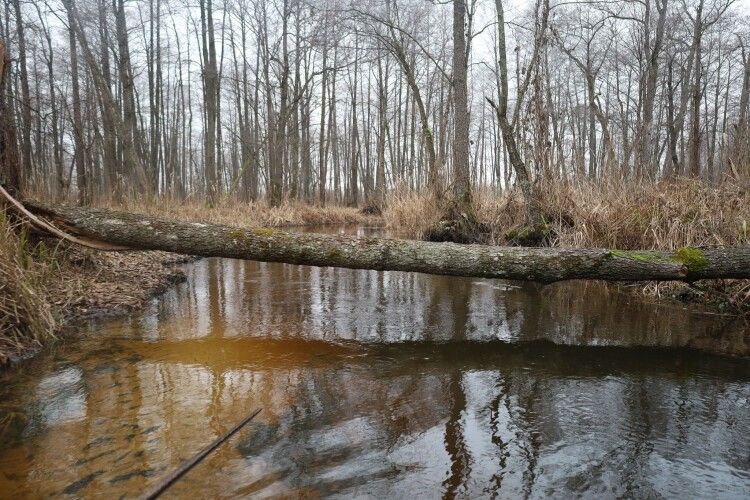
141, 408, 262, 499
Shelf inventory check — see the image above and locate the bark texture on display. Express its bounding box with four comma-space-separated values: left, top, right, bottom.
22, 202, 750, 283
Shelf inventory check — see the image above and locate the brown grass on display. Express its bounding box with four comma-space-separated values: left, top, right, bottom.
0, 214, 56, 364
384, 178, 750, 249
97, 198, 377, 229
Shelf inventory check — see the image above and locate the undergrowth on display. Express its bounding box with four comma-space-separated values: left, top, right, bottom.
384, 178, 749, 249
0, 213, 56, 364
383, 178, 750, 313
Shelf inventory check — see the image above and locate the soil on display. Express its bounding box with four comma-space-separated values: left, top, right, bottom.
45, 244, 197, 323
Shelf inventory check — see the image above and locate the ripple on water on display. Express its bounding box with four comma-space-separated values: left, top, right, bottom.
0, 250, 748, 498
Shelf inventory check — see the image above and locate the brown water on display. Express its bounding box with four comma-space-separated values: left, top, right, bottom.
1, 227, 749, 498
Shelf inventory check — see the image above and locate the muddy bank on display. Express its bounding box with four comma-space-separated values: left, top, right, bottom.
0, 238, 195, 366
50, 248, 196, 322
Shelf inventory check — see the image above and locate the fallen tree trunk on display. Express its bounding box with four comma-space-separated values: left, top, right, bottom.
21, 200, 750, 282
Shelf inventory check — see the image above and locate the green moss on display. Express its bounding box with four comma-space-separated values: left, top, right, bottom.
252, 227, 279, 238
506, 227, 532, 240
610, 247, 709, 275
505, 221, 552, 246
675, 246, 708, 272
325, 247, 343, 261
227, 228, 245, 239
610, 249, 674, 264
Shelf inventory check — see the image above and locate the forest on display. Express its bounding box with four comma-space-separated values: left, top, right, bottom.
1, 1, 750, 497
0, 0, 747, 207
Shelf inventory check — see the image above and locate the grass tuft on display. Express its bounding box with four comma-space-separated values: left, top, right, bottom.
0, 212, 57, 364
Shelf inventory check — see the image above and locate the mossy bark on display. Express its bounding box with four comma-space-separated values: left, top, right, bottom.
23, 201, 750, 283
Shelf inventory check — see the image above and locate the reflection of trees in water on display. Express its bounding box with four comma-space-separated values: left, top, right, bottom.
234, 365, 450, 496
442, 371, 469, 499
1, 336, 749, 498
440, 282, 471, 499
2, 259, 750, 496
158, 259, 748, 356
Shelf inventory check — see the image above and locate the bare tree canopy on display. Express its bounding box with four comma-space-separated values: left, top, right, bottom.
0, 0, 746, 207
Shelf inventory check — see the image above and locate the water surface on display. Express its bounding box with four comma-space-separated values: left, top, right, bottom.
1, 227, 749, 498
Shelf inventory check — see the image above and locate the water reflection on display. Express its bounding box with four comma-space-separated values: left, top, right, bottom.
130, 257, 748, 355
0, 248, 748, 498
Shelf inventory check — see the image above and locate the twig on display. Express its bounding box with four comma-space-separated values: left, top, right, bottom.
141, 408, 262, 500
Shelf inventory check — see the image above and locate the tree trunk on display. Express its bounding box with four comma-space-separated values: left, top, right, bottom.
115, 0, 145, 198
452, 0, 471, 205
688, 12, 703, 178
375, 48, 388, 206
638, 0, 667, 179
98, 0, 118, 199
20, 201, 750, 283
12, 0, 31, 190
348, 34, 360, 207
200, 0, 219, 206
65, 0, 88, 206
0, 42, 22, 195
490, 0, 544, 238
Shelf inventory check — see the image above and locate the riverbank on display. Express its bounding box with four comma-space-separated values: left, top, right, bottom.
2, 181, 748, 365
383, 178, 750, 314
0, 202, 377, 366
0, 218, 190, 365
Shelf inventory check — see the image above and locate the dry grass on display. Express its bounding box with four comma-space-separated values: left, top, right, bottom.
0, 214, 56, 364
384, 178, 749, 249
98, 197, 376, 229
384, 178, 750, 314
381, 183, 444, 238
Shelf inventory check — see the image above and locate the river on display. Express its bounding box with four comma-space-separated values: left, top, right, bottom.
1, 227, 749, 498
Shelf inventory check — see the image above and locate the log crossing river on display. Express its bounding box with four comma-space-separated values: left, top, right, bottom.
1, 226, 748, 498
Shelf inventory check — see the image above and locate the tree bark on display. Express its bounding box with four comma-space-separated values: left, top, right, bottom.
13, 0, 31, 190
65, 0, 88, 206
21, 201, 750, 283
452, 0, 471, 204
98, 0, 118, 198
0, 41, 22, 195
200, 0, 219, 206
114, 0, 146, 197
